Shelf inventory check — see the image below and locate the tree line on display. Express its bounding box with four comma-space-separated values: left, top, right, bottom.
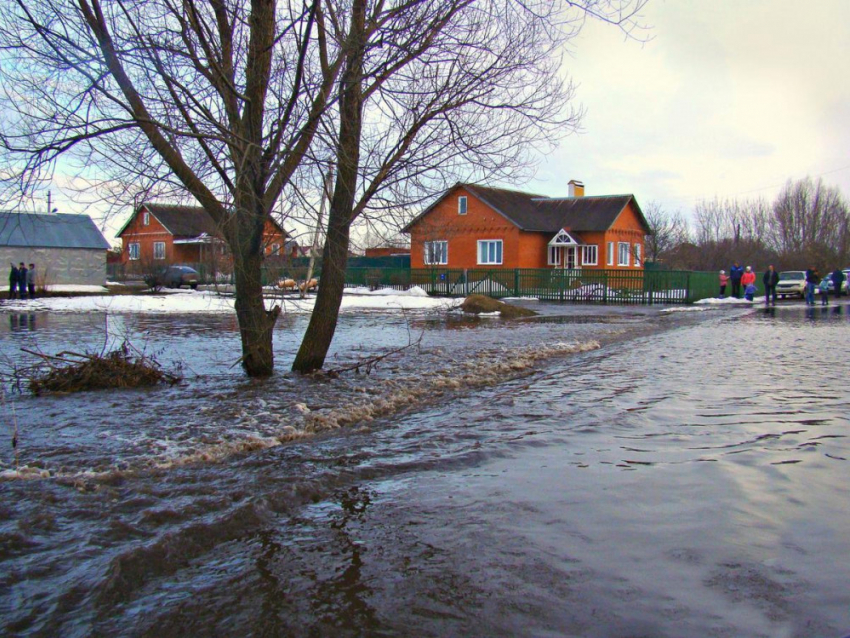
645, 177, 850, 273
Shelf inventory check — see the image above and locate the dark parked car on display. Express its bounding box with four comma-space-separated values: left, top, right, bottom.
145, 265, 199, 290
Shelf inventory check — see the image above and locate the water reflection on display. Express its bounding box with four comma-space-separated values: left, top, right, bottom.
8, 313, 36, 331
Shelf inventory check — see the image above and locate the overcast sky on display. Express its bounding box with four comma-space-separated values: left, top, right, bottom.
46, 0, 850, 242
525, 0, 850, 215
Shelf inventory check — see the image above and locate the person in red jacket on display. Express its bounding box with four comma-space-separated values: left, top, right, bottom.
741, 266, 756, 288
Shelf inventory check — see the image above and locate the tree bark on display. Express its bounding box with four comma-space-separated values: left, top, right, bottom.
291, 210, 351, 372
291, 0, 366, 374
233, 250, 280, 376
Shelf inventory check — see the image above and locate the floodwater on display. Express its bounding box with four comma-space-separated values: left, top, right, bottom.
1, 300, 849, 637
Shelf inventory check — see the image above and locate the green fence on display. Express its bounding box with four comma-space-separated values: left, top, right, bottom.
108, 261, 720, 304
346, 267, 720, 305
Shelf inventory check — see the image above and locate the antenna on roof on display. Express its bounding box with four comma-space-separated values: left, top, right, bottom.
46, 190, 57, 213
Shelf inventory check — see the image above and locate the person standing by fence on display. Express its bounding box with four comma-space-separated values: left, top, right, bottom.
17, 263, 28, 299
763, 265, 779, 306
26, 263, 36, 299
729, 262, 744, 298
741, 266, 756, 297
718, 270, 728, 298
8, 263, 18, 299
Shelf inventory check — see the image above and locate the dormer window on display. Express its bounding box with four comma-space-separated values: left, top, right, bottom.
142, 211, 150, 226
458, 196, 467, 215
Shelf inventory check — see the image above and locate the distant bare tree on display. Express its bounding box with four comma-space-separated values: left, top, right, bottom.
770, 177, 850, 270
691, 197, 776, 271
643, 202, 690, 264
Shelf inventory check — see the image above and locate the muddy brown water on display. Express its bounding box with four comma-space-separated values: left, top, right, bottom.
1, 301, 849, 637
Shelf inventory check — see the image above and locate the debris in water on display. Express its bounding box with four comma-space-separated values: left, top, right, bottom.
459, 294, 537, 318
21, 343, 182, 395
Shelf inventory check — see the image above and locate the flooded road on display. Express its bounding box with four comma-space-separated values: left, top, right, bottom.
1, 301, 849, 636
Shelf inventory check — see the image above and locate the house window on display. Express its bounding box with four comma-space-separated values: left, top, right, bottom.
634, 243, 642, 267
270, 243, 280, 255
582, 245, 598, 266
548, 246, 561, 266
143, 212, 150, 226
458, 196, 467, 215
128, 242, 140, 260
618, 242, 630, 267
424, 240, 448, 265
607, 241, 614, 266
478, 239, 503, 265
153, 241, 166, 260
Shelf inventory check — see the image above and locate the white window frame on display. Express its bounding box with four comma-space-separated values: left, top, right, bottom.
477, 239, 503, 265
142, 211, 150, 226
582, 245, 598, 266
128, 242, 140, 260
607, 241, 614, 266
548, 245, 561, 266
270, 243, 280, 255
458, 196, 468, 215
424, 240, 448, 265
153, 241, 166, 260
634, 243, 642, 267
618, 242, 630, 267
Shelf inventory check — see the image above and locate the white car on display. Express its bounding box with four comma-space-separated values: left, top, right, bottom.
775, 271, 806, 299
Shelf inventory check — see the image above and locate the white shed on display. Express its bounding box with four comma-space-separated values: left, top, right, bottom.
0, 212, 110, 286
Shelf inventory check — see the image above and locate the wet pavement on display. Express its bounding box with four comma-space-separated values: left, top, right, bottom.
1, 298, 849, 636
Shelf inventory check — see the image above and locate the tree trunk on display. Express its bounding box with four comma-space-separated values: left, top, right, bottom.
291, 0, 365, 374
291, 211, 351, 372
234, 251, 280, 377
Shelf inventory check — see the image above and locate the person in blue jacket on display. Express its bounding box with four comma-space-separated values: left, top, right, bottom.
805, 267, 819, 306
729, 262, 744, 298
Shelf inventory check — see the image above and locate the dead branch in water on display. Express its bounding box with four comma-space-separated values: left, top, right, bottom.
14, 342, 182, 395
321, 332, 424, 378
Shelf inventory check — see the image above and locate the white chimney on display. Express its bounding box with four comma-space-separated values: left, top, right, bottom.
568, 180, 585, 197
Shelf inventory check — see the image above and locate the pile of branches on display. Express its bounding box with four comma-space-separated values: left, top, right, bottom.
22, 343, 181, 395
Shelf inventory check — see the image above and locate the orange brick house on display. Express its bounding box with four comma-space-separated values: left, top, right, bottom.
116, 203, 290, 267
403, 182, 650, 271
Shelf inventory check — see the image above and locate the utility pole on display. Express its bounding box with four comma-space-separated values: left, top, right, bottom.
302, 163, 333, 298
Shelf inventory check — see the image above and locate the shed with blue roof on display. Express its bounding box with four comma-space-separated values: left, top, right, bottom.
0, 212, 110, 286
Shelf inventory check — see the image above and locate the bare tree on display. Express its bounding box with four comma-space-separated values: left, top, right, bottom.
0, 0, 343, 376
642, 201, 689, 264
0, 0, 647, 376
771, 177, 850, 269
291, 0, 648, 373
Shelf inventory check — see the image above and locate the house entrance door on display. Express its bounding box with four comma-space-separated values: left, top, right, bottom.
565, 246, 577, 269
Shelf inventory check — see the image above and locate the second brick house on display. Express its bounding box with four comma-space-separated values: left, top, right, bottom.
403, 181, 649, 271
117, 203, 291, 267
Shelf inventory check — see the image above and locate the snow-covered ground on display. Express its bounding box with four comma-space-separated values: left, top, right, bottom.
0, 286, 456, 314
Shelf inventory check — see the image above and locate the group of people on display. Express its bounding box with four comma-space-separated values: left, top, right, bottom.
719, 261, 846, 306
805, 267, 845, 307
8, 262, 36, 300
718, 263, 760, 301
